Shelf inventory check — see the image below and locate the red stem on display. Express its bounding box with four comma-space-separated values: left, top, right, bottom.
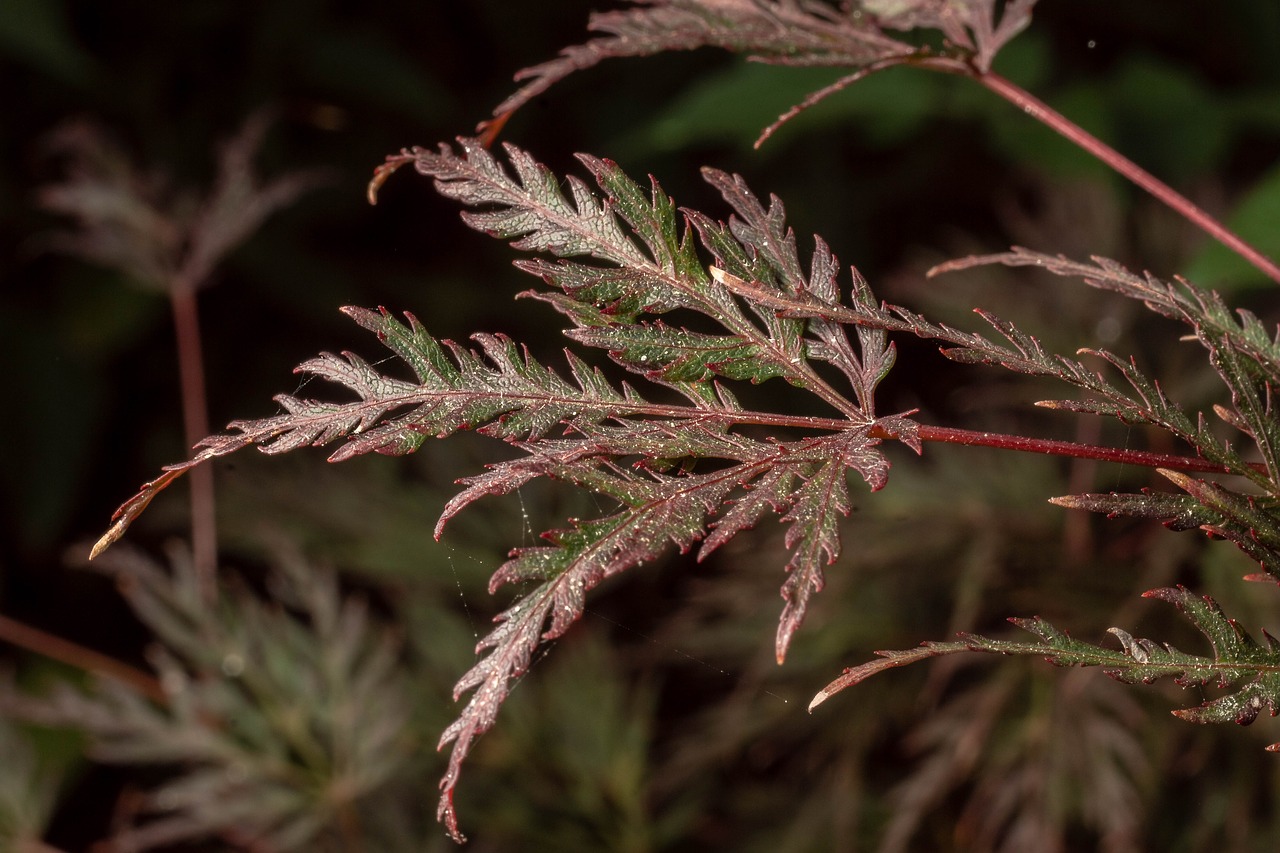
0, 614, 165, 704
884, 421, 1256, 475
973, 70, 1280, 286
704, 403, 1249, 474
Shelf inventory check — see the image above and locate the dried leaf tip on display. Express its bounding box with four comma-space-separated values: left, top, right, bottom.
90, 521, 125, 560
808, 687, 832, 713
709, 265, 752, 293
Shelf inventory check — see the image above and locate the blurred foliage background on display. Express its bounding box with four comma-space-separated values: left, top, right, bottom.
2, 1, 1280, 850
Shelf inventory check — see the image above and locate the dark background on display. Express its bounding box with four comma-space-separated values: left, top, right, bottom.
3, 2, 1280, 850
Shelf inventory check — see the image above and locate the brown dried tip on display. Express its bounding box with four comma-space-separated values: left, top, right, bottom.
89, 521, 126, 560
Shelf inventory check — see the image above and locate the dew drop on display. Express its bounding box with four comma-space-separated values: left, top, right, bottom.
221, 653, 246, 678
1094, 315, 1122, 344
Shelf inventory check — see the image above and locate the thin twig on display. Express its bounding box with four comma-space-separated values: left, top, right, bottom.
973, 70, 1280, 286
170, 282, 217, 603
0, 614, 165, 704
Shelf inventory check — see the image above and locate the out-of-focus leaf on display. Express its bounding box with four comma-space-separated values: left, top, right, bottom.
1185, 161, 1280, 292
0, 0, 92, 84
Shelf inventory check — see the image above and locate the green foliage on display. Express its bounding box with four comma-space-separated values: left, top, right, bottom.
8, 0, 1280, 850
811, 586, 1280, 732
5, 544, 415, 851
0, 719, 64, 850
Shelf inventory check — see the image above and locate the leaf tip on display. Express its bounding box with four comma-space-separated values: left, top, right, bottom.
89, 521, 125, 560
367, 151, 415, 206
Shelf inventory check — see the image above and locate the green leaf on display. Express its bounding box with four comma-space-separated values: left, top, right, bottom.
812, 585, 1280, 742
1185, 161, 1280, 293
567, 321, 792, 383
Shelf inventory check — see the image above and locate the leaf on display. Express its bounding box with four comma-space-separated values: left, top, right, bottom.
97, 143, 919, 841
435, 491, 724, 842
566, 320, 795, 383
91, 308, 650, 557
936, 248, 1280, 473
1053, 473, 1280, 578
695, 168, 894, 412
1156, 470, 1280, 575
491, 0, 921, 122
774, 428, 891, 663
863, 0, 1036, 71
1139, 587, 1280, 725
39, 113, 326, 294
811, 586, 1280, 744
489, 0, 1036, 136
4, 544, 411, 852
432, 417, 906, 838
1048, 489, 1208, 532
391, 140, 872, 417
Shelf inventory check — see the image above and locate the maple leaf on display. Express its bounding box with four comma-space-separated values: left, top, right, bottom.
486, 0, 1037, 145
811, 586, 1280, 744
97, 141, 919, 841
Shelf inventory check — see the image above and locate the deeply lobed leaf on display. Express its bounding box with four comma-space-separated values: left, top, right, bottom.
99, 143, 923, 842
813, 586, 1280, 741
489, 0, 1037, 129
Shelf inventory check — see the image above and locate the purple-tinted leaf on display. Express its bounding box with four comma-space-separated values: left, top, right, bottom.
864, 0, 1036, 71
408, 142, 863, 404
937, 248, 1280, 484
809, 643, 965, 712
436, 484, 730, 841
775, 427, 891, 662
492, 1, 919, 121
435, 417, 910, 836
93, 143, 933, 844
91, 308, 653, 557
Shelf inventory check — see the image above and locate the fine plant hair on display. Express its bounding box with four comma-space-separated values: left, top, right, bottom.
76, 0, 1280, 845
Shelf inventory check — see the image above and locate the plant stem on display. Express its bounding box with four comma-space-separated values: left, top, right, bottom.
973, 69, 1280, 286
721, 405, 1245, 475
0, 614, 165, 704
170, 283, 217, 603
891, 421, 1257, 475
